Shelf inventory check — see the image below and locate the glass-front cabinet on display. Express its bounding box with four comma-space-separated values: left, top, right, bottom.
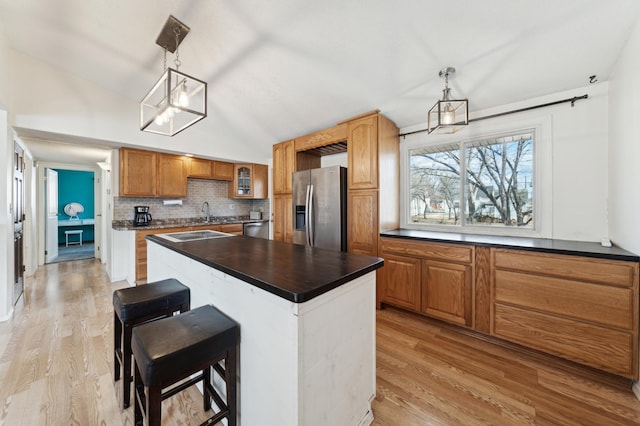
228, 163, 269, 199
236, 166, 252, 196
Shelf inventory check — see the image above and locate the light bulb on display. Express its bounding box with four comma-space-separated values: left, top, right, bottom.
177, 83, 189, 108
442, 103, 454, 125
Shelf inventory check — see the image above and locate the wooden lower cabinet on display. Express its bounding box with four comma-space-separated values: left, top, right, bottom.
273, 194, 293, 243
377, 254, 421, 311
135, 227, 189, 282
379, 237, 474, 326
378, 237, 640, 379
492, 249, 639, 379
422, 260, 472, 326
347, 189, 378, 256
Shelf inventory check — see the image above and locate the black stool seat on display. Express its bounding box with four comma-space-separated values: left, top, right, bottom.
132, 304, 239, 426
112, 278, 190, 410
113, 278, 190, 323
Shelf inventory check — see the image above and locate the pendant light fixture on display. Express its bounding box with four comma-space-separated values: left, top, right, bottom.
427, 67, 468, 134
140, 15, 207, 136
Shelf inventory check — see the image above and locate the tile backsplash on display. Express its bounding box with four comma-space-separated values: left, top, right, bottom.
114, 179, 270, 221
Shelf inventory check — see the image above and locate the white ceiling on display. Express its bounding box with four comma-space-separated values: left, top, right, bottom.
1, 0, 639, 164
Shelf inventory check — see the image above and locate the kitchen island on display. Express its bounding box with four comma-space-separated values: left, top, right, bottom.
145, 234, 384, 426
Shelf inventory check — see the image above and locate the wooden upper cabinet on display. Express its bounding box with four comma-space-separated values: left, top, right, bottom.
273, 140, 295, 194
212, 161, 234, 181
188, 157, 213, 178
188, 158, 234, 181
228, 163, 268, 199
347, 115, 378, 190
157, 154, 188, 197
120, 148, 157, 197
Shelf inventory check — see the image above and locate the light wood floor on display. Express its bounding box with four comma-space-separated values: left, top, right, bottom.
1, 259, 639, 425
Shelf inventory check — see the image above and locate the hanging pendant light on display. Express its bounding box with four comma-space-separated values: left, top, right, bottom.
427, 67, 468, 134
140, 15, 207, 136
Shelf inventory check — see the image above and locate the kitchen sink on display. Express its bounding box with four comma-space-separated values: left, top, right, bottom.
156, 230, 234, 242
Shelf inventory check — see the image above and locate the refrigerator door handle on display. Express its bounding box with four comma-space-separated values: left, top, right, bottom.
305, 184, 311, 246
308, 184, 314, 246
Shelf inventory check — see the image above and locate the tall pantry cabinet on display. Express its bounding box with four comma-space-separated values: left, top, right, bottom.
345, 112, 399, 257
272, 111, 400, 258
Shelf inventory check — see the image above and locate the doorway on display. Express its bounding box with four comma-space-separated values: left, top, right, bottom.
13, 141, 24, 305
40, 164, 101, 266
46, 168, 97, 263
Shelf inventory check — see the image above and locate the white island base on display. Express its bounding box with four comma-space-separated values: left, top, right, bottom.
147, 241, 376, 425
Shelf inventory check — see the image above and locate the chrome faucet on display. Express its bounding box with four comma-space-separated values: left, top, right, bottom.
201, 201, 210, 221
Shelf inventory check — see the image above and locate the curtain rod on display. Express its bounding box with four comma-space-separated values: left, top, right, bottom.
399, 94, 589, 138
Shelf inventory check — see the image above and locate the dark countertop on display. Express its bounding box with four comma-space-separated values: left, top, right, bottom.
381, 229, 640, 262
112, 217, 268, 231
146, 234, 384, 303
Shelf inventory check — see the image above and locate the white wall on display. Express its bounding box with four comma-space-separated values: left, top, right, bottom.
0, 30, 12, 320
400, 82, 609, 243
10, 50, 268, 164
609, 16, 640, 255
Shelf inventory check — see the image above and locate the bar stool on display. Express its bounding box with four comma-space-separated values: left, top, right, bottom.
132, 304, 239, 426
113, 278, 190, 409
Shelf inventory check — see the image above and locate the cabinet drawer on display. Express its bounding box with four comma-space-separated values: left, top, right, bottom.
380, 238, 473, 264
495, 270, 633, 330
494, 304, 635, 378
494, 249, 636, 288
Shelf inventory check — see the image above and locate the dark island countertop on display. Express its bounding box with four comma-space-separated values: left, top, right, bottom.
146, 234, 384, 303
381, 229, 639, 262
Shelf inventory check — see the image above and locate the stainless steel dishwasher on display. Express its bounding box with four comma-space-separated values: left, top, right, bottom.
243, 221, 269, 239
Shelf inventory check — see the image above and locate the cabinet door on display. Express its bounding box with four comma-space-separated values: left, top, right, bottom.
347, 115, 378, 190
273, 194, 293, 242
273, 141, 294, 194
347, 189, 378, 256
188, 158, 213, 178
273, 195, 284, 241
252, 164, 269, 199
379, 254, 421, 311
212, 161, 234, 181
120, 148, 157, 196
157, 154, 188, 197
229, 164, 253, 197
283, 193, 293, 243
422, 260, 473, 326
273, 140, 296, 194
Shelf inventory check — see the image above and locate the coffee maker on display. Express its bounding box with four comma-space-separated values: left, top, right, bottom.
133, 206, 152, 227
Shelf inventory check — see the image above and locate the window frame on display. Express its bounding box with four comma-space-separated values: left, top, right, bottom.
400, 115, 552, 238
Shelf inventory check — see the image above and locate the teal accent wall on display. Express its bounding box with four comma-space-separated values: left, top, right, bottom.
55, 169, 95, 243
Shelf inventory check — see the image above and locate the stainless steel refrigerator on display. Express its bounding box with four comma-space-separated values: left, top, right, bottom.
292, 166, 347, 251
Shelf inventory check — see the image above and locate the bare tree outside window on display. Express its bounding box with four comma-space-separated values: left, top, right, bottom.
410, 131, 534, 230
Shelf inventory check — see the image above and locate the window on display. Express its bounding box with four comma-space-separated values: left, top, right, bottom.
409, 130, 535, 232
